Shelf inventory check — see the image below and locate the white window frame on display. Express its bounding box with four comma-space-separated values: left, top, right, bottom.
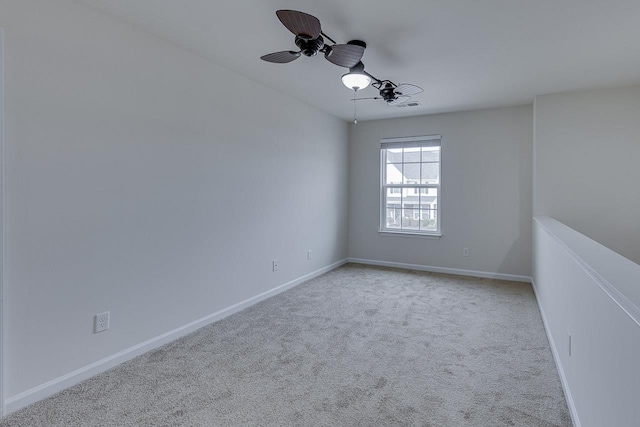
379, 135, 442, 237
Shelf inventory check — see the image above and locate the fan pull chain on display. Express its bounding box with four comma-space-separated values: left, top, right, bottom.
353, 88, 358, 125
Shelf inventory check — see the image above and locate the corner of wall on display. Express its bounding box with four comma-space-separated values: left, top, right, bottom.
0, 26, 6, 419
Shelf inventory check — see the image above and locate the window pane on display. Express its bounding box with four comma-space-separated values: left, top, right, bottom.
386, 164, 403, 184
419, 188, 438, 209
402, 209, 419, 230
402, 188, 419, 204
420, 210, 438, 231
421, 163, 439, 184
404, 147, 421, 163
387, 188, 401, 198
422, 147, 440, 162
386, 148, 403, 164
403, 163, 420, 184
385, 207, 401, 229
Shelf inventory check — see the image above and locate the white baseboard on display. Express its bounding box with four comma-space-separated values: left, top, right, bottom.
530, 278, 581, 427
348, 258, 532, 283
4, 258, 348, 415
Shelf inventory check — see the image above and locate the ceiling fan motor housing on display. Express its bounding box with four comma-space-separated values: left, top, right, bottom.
295, 35, 324, 57
380, 84, 397, 102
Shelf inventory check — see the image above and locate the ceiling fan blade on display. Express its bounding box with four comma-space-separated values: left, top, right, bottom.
350, 97, 381, 101
276, 10, 321, 39
394, 83, 423, 96
387, 95, 411, 106
260, 51, 301, 64
325, 44, 365, 68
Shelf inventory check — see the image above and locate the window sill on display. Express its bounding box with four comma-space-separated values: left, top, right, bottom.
378, 230, 442, 239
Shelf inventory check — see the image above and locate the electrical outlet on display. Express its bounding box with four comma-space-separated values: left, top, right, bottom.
307, 250, 312, 260
272, 260, 279, 271
568, 332, 572, 356
94, 311, 110, 333
463, 247, 470, 257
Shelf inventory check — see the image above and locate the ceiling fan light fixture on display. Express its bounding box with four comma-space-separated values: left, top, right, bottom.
342, 71, 371, 91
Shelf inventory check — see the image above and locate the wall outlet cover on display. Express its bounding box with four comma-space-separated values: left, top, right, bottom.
95, 311, 110, 333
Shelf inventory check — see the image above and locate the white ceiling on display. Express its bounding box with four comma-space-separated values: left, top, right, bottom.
79, 0, 640, 122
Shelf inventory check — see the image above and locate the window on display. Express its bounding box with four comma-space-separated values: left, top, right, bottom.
380, 135, 441, 235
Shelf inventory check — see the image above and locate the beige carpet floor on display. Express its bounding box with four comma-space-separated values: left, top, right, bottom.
1, 264, 572, 426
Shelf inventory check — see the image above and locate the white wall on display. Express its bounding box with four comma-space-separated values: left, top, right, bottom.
0, 0, 348, 406
533, 217, 640, 427
534, 85, 640, 264
349, 106, 533, 277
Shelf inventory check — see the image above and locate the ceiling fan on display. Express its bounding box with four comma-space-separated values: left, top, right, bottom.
344, 66, 424, 123
352, 79, 424, 106
260, 10, 366, 69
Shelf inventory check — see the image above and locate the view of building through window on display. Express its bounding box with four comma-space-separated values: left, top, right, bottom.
380, 136, 441, 234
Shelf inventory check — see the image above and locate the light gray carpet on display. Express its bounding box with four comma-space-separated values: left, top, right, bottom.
1, 264, 572, 426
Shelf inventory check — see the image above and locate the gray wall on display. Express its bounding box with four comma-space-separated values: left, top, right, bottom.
534, 85, 640, 264
0, 0, 348, 399
349, 106, 533, 277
